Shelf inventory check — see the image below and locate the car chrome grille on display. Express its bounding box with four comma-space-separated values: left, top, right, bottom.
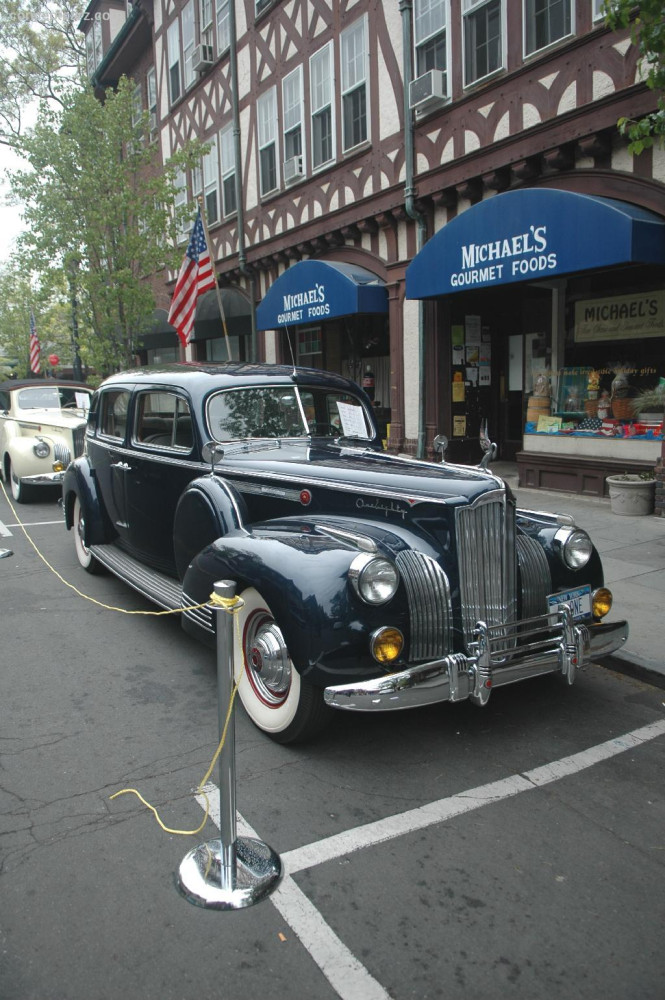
456, 492, 516, 650
516, 533, 552, 619
396, 549, 452, 661
54, 443, 72, 466
73, 426, 86, 458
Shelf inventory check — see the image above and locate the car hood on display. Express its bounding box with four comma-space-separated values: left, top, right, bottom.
14, 409, 88, 431
216, 440, 507, 504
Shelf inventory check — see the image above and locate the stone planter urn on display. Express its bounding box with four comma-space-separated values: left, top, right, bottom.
606, 474, 656, 516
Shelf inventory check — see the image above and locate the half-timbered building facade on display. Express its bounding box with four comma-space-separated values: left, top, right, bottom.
81, 0, 665, 494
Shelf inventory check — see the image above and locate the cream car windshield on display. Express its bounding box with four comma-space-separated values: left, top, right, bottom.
207, 385, 373, 442
16, 386, 91, 412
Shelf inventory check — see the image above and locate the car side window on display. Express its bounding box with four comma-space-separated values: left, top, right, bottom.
99, 390, 130, 441
0, 390, 9, 412
134, 391, 193, 451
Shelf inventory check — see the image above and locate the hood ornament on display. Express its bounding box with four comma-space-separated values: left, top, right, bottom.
479, 420, 497, 469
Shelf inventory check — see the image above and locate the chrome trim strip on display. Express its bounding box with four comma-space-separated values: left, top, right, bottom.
85, 439, 479, 508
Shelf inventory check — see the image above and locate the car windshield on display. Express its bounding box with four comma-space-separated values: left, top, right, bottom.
207, 385, 373, 442
16, 386, 91, 412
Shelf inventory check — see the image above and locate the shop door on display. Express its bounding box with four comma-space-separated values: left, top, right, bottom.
501, 334, 524, 461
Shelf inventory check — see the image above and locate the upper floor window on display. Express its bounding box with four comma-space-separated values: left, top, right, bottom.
174, 167, 189, 242
219, 124, 237, 216
182, 0, 196, 89
414, 0, 447, 82
283, 67, 304, 168
146, 66, 157, 137
167, 21, 182, 104
524, 0, 572, 56
341, 17, 368, 152
200, 0, 213, 49
193, 140, 220, 225
258, 88, 278, 196
310, 43, 334, 170
216, 0, 230, 53
85, 19, 103, 77
463, 0, 503, 86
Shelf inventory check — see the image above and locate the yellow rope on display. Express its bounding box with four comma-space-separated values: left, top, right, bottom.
110, 596, 245, 835
0, 480, 208, 616
1, 480, 248, 836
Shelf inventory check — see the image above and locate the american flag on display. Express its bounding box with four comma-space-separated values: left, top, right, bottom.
29, 311, 41, 375
168, 209, 216, 348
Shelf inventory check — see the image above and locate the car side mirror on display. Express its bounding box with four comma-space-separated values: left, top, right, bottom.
433, 434, 448, 460
202, 440, 225, 472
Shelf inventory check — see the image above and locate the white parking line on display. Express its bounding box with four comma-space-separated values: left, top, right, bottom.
197, 717, 665, 1000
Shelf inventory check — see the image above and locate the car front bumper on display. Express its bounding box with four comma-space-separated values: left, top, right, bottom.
324, 609, 629, 712
22, 471, 66, 485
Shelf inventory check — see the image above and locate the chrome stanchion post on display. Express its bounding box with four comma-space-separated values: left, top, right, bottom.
177, 580, 282, 910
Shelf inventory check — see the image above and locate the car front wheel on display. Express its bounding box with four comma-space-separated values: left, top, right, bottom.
73, 495, 104, 575
233, 588, 330, 744
9, 461, 31, 504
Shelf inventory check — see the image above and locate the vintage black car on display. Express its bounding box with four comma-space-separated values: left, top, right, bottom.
63, 363, 628, 743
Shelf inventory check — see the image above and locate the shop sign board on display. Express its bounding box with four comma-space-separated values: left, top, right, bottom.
574, 290, 665, 342
405, 189, 665, 299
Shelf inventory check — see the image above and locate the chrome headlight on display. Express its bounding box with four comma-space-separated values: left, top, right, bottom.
349, 553, 400, 605
33, 439, 50, 459
554, 526, 593, 570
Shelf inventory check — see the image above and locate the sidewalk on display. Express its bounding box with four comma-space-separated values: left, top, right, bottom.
493, 462, 665, 684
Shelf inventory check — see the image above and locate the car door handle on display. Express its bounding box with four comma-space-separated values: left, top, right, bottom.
110, 461, 131, 471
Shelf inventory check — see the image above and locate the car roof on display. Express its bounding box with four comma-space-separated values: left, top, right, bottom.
4, 379, 92, 391
97, 362, 363, 397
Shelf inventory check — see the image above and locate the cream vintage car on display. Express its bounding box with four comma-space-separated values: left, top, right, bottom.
0, 379, 93, 503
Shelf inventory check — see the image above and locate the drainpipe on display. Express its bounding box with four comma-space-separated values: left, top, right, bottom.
400, 0, 428, 459
228, 1, 257, 361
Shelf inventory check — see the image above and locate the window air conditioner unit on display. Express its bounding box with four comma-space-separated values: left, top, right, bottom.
283, 155, 303, 184
192, 44, 213, 73
409, 70, 447, 110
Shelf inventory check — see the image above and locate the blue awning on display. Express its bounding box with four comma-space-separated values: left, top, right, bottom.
256, 260, 387, 330
406, 189, 665, 299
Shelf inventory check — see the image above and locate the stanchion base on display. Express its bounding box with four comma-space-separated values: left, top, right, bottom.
177, 837, 282, 910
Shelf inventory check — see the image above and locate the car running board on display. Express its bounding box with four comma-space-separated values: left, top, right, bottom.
89, 543, 182, 610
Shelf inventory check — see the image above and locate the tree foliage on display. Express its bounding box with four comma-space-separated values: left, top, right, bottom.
603, 0, 665, 153
0, 262, 74, 377
0, 0, 86, 148
10, 78, 204, 372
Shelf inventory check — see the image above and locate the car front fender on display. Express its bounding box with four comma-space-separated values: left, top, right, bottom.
182, 526, 409, 684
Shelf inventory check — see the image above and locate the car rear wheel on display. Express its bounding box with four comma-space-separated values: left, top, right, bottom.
73, 496, 105, 575
233, 587, 330, 744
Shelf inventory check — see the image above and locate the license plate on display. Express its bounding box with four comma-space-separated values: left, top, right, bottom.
547, 585, 591, 620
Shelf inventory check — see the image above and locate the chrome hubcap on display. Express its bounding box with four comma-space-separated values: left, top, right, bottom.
246, 620, 291, 703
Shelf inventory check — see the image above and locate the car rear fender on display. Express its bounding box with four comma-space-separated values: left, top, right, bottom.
63, 459, 113, 545
173, 475, 249, 579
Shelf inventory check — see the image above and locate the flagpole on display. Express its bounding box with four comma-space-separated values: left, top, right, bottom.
198, 197, 233, 362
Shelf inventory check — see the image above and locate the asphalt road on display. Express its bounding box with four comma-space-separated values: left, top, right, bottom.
1, 488, 664, 1000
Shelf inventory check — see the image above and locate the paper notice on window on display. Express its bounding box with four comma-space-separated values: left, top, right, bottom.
75, 392, 90, 411
337, 402, 369, 439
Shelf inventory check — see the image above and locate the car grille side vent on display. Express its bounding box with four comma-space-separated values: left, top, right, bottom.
395, 549, 452, 661
73, 426, 86, 458
516, 533, 552, 619
54, 443, 72, 466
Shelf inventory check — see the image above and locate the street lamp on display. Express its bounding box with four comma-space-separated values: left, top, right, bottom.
67, 255, 83, 382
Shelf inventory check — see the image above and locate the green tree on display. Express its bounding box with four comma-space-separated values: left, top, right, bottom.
0, 0, 86, 149
10, 78, 204, 373
603, 0, 665, 153
0, 262, 74, 376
